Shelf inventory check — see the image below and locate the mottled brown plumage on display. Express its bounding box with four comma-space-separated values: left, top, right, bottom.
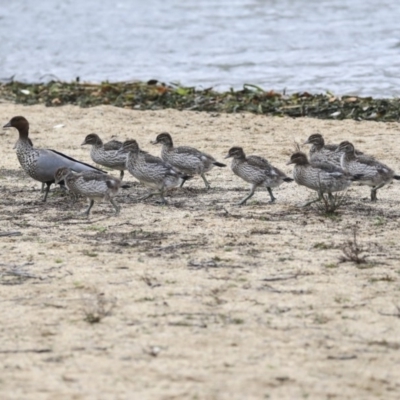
337, 141, 400, 201
225, 147, 293, 205
118, 140, 190, 204
152, 132, 226, 189
81, 133, 127, 180
54, 167, 121, 216
304, 133, 363, 168
287, 151, 358, 206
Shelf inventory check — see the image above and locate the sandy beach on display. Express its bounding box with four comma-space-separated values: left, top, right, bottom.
1, 103, 400, 399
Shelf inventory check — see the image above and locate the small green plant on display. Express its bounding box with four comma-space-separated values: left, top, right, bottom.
313, 242, 331, 250
82, 250, 98, 257
374, 217, 386, 226
324, 263, 338, 269
84, 225, 107, 233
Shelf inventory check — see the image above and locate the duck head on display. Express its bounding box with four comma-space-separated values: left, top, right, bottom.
286, 152, 309, 166
81, 133, 103, 146
151, 132, 173, 146
224, 147, 246, 159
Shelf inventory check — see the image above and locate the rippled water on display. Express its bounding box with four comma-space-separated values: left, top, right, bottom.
1, 0, 400, 97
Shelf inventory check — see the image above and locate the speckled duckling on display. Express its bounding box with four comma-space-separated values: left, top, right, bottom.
303, 133, 341, 166
287, 151, 359, 206
337, 141, 400, 201
3, 116, 104, 202
304, 133, 363, 167
152, 132, 226, 189
54, 167, 121, 216
118, 140, 190, 204
225, 147, 293, 205
81, 133, 128, 180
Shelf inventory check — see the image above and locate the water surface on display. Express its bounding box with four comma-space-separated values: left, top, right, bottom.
1, 0, 399, 97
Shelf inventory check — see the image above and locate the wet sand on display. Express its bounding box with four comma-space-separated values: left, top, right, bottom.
1, 103, 400, 399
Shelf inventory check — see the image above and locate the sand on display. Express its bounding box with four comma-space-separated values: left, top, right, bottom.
0, 103, 400, 400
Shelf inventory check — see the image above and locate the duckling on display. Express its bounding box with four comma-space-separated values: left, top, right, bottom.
303, 133, 363, 168
225, 147, 293, 205
81, 133, 127, 180
287, 151, 358, 206
54, 167, 121, 216
3, 116, 105, 202
117, 140, 190, 204
337, 141, 400, 201
152, 132, 226, 189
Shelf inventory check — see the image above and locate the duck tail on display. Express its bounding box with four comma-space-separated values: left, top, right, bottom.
283, 177, 294, 182
213, 161, 226, 168
351, 173, 364, 181
393, 175, 400, 180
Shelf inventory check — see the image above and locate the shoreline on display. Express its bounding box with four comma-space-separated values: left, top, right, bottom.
1, 80, 400, 123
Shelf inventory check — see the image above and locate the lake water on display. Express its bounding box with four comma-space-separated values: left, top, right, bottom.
1, 0, 400, 97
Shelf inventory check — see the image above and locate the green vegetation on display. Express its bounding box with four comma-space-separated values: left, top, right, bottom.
1, 80, 400, 121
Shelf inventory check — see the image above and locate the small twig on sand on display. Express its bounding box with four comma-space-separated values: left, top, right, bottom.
262, 273, 308, 282
0, 231, 22, 237
0, 262, 43, 281
0, 348, 52, 354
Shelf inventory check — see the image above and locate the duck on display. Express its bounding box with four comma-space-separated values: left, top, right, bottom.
152, 132, 226, 189
81, 133, 127, 180
117, 140, 191, 204
3, 116, 105, 202
54, 167, 121, 216
287, 151, 359, 206
303, 133, 363, 168
225, 147, 293, 205
336, 141, 400, 201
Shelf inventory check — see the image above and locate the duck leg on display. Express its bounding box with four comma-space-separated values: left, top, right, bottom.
42, 182, 52, 202
82, 199, 95, 217
201, 173, 211, 189
267, 187, 276, 203
371, 182, 385, 202
139, 191, 167, 204
237, 184, 256, 206
119, 170, 124, 181
110, 198, 121, 214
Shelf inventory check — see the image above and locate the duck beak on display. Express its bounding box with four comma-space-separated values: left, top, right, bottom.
150, 140, 158, 145
303, 139, 310, 145
3, 121, 11, 129
224, 154, 232, 159
286, 160, 294, 165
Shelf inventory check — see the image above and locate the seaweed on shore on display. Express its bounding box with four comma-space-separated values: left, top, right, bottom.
1, 80, 400, 122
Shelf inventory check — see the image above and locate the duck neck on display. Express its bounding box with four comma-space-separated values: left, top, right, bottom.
161, 140, 173, 152
312, 142, 324, 152
343, 150, 356, 162
16, 124, 30, 141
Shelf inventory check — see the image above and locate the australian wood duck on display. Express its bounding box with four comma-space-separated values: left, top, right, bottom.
337, 141, 400, 201
55, 167, 121, 216
152, 132, 226, 189
3, 116, 105, 202
225, 147, 293, 205
118, 139, 191, 204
